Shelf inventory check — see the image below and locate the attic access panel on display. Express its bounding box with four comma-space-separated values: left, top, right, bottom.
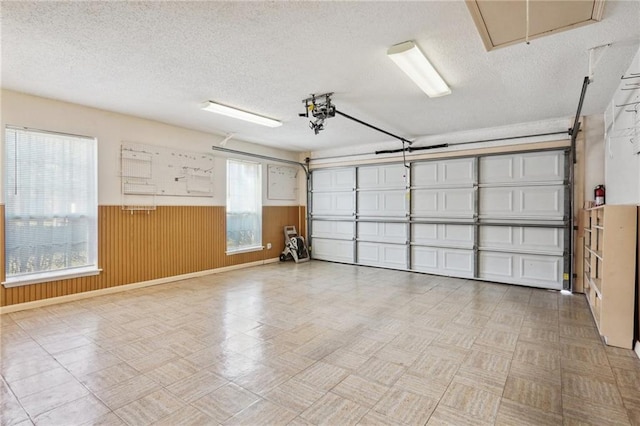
466, 0, 605, 51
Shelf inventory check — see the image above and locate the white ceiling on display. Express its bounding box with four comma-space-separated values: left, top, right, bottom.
2, 1, 639, 153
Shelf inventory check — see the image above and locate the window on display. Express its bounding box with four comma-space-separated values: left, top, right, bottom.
4, 127, 98, 286
226, 159, 262, 253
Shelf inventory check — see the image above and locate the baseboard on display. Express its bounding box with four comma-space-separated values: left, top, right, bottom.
0, 257, 280, 315
635, 341, 640, 360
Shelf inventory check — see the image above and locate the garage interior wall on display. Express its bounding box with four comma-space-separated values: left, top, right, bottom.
583, 114, 606, 203
0, 90, 306, 307
604, 47, 640, 205
601, 46, 640, 350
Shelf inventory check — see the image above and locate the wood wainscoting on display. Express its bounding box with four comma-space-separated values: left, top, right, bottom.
637, 207, 640, 355
0, 205, 305, 307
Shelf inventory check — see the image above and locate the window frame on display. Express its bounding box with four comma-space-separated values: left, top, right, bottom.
2, 126, 100, 287
226, 158, 263, 255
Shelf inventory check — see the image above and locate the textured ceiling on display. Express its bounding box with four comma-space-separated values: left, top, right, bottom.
2, 1, 639, 152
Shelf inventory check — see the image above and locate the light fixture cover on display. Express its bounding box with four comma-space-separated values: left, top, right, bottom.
387, 41, 451, 98
201, 101, 282, 127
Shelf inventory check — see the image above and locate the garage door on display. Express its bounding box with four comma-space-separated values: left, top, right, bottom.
477, 151, 567, 289
310, 149, 569, 290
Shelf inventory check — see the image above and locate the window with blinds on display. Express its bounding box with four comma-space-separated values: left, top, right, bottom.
3, 127, 98, 286
226, 159, 262, 253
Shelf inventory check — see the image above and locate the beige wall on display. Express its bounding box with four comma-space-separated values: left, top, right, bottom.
583, 114, 605, 202
0, 89, 305, 207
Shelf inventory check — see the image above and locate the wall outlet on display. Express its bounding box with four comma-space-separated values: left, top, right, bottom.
266, 243, 272, 249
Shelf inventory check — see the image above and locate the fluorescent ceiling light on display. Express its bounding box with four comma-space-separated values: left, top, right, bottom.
201, 101, 282, 127
387, 41, 451, 98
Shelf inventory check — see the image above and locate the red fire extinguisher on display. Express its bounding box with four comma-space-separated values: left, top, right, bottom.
594, 185, 605, 206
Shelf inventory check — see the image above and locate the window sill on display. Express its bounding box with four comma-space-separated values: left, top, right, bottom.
2, 267, 102, 288
226, 246, 264, 255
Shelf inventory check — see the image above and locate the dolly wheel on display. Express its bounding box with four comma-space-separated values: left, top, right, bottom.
279, 254, 286, 262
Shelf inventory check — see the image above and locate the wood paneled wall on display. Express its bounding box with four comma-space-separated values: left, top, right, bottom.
0, 205, 304, 307
0, 204, 4, 307
637, 208, 639, 345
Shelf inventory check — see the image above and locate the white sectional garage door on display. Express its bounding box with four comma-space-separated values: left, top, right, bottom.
310, 150, 569, 290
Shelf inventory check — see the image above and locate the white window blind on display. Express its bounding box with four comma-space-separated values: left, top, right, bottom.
226, 159, 262, 253
4, 127, 98, 285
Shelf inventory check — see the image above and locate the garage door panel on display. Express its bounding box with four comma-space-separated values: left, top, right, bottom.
357, 242, 407, 269
358, 164, 407, 189
519, 152, 562, 182
412, 246, 439, 269
310, 150, 568, 291
412, 247, 474, 277
479, 185, 564, 219
479, 252, 513, 277
313, 168, 355, 191
312, 238, 354, 263
480, 151, 564, 184
413, 188, 475, 218
412, 224, 474, 249
520, 227, 563, 252
479, 251, 562, 289
358, 190, 407, 217
412, 158, 475, 187
480, 226, 563, 254
358, 222, 407, 244
312, 192, 355, 216
443, 250, 474, 275
312, 221, 354, 240
443, 190, 475, 216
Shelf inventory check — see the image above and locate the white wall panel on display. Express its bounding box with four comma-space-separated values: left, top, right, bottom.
479, 185, 564, 220
357, 242, 407, 269
412, 224, 474, 249
411, 247, 474, 277
358, 222, 407, 244
412, 158, 475, 187
311, 220, 355, 240
479, 251, 562, 289
312, 238, 354, 263
312, 168, 355, 191
480, 151, 564, 184
412, 188, 475, 218
479, 226, 563, 254
358, 190, 407, 217
358, 164, 407, 189
312, 192, 355, 217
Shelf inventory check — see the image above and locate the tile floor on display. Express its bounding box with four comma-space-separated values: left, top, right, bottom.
1, 261, 640, 425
